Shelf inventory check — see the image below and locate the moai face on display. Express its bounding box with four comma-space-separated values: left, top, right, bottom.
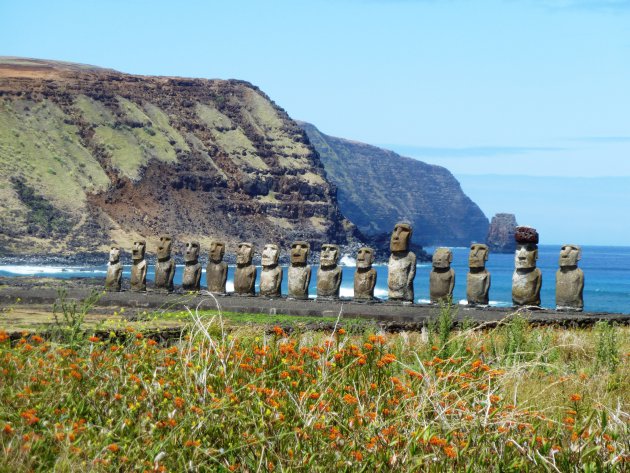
559, 244, 581, 268
515, 243, 538, 269
320, 244, 339, 268
236, 242, 254, 265
290, 241, 310, 264
469, 243, 489, 269
356, 247, 374, 269
390, 223, 412, 252
157, 236, 173, 260
432, 247, 453, 269
132, 240, 146, 261
262, 244, 279, 267
209, 241, 225, 263
514, 226, 539, 270
109, 246, 120, 263
185, 241, 200, 263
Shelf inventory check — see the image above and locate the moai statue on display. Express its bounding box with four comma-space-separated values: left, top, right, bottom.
556, 244, 584, 311
260, 243, 283, 298
206, 240, 228, 294
467, 243, 491, 306
130, 239, 147, 292
104, 246, 123, 292
512, 226, 542, 307
234, 242, 256, 296
288, 241, 311, 299
354, 247, 377, 301
182, 241, 202, 292
154, 235, 176, 293
430, 247, 455, 303
317, 243, 342, 299
387, 223, 416, 302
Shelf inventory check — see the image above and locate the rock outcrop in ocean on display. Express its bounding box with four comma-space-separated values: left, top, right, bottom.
486, 213, 517, 253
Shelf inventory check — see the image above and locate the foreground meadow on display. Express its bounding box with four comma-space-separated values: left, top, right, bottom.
1, 304, 628, 472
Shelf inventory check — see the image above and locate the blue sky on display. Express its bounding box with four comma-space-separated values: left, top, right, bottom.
1, 0, 629, 245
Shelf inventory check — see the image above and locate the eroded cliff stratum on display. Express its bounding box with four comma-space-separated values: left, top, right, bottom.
0, 58, 356, 255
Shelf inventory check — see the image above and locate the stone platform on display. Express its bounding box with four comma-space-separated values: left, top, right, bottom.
1, 285, 628, 329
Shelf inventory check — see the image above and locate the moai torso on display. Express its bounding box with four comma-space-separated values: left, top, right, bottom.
387, 223, 416, 302
512, 227, 542, 307
182, 241, 202, 292
130, 240, 147, 292
207, 241, 228, 293
260, 244, 283, 297
234, 242, 257, 295
354, 247, 377, 301
288, 241, 311, 299
430, 247, 455, 303
467, 243, 491, 305
154, 236, 176, 292
104, 246, 123, 292
317, 244, 342, 299
556, 245, 584, 311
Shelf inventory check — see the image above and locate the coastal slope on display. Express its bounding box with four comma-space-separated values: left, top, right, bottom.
0, 57, 357, 256
300, 122, 489, 246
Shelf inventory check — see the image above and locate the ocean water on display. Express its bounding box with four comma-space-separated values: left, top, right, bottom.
1, 245, 629, 314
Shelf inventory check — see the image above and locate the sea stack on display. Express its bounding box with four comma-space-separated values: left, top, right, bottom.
487, 213, 517, 253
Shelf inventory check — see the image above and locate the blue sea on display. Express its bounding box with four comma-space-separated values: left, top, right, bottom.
1, 245, 629, 314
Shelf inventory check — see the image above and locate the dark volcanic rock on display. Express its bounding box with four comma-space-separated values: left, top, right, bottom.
300, 122, 489, 246
486, 213, 517, 253
0, 57, 359, 257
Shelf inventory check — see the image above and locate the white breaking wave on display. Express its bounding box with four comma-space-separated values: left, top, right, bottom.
339, 255, 356, 267
417, 299, 431, 304
0, 265, 106, 275
226, 281, 235, 292
339, 286, 354, 298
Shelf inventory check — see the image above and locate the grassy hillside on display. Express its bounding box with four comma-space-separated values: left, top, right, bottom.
0, 58, 355, 256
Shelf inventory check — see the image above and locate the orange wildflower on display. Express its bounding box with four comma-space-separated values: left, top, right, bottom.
570, 394, 582, 402
107, 443, 119, 453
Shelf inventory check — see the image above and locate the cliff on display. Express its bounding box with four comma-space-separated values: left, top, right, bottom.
486, 213, 517, 253
300, 122, 489, 246
0, 57, 357, 256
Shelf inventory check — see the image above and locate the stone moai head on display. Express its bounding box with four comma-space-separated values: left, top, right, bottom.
132, 240, 146, 261
469, 243, 489, 269
209, 241, 225, 263
320, 244, 340, 268
185, 241, 200, 263
290, 241, 310, 265
109, 246, 121, 263
236, 242, 254, 266
356, 247, 374, 270
262, 244, 280, 267
514, 226, 539, 269
559, 244, 581, 268
390, 223, 412, 252
157, 235, 173, 261
432, 247, 453, 269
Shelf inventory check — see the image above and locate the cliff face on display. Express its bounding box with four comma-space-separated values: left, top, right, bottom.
300, 122, 489, 246
0, 58, 357, 256
486, 213, 517, 253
